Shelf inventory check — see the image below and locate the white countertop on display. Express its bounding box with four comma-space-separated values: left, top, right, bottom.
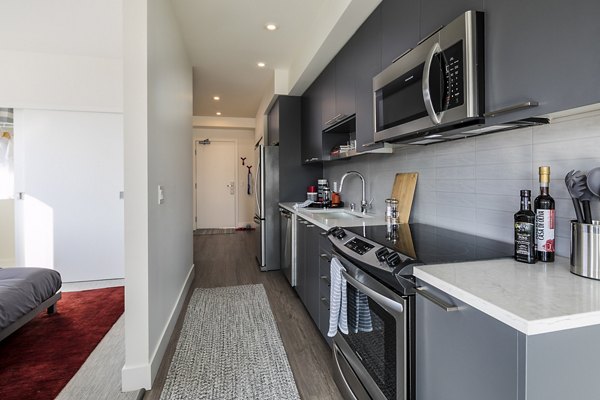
414, 257, 600, 335
279, 202, 387, 231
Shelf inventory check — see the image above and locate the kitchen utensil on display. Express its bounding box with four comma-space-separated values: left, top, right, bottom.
565, 170, 586, 223
580, 176, 594, 224
390, 172, 418, 224
587, 167, 600, 197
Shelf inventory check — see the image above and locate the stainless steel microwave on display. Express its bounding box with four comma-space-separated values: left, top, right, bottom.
373, 11, 484, 144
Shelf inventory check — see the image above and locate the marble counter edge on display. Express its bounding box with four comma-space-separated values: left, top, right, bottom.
414, 266, 600, 335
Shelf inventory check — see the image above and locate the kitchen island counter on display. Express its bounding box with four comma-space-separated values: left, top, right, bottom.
414, 256, 600, 335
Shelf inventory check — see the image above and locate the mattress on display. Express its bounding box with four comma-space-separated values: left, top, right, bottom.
0, 267, 62, 330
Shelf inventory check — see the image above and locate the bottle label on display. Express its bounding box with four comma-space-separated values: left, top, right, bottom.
535, 209, 555, 253
515, 222, 535, 257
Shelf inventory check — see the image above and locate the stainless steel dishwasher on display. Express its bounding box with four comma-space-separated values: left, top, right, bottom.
279, 208, 294, 286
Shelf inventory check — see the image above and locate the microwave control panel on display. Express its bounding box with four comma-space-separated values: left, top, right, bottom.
442, 41, 464, 110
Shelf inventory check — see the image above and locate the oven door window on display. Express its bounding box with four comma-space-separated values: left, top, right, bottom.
342, 284, 397, 400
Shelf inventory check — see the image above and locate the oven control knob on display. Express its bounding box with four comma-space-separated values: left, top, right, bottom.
385, 252, 401, 268
335, 229, 347, 239
375, 247, 389, 262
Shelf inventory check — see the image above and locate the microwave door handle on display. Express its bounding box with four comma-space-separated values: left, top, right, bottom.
341, 269, 404, 314
422, 42, 444, 125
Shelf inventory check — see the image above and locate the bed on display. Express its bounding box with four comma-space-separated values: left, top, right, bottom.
0, 267, 62, 341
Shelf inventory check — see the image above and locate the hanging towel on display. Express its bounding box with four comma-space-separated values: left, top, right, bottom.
328, 257, 348, 337
347, 285, 373, 333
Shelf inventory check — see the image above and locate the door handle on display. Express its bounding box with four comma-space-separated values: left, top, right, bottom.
422, 41, 444, 125
416, 287, 459, 312
341, 270, 404, 313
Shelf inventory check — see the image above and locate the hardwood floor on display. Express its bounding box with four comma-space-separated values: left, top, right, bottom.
143, 232, 343, 400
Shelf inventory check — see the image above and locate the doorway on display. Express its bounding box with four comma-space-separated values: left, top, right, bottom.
194, 139, 237, 229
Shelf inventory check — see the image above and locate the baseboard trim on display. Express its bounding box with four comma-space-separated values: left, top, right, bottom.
121, 263, 195, 391
149, 263, 195, 386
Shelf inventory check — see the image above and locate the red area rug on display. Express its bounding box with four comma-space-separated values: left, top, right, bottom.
0, 286, 124, 400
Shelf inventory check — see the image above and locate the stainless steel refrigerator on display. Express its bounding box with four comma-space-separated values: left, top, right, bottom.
253, 144, 280, 271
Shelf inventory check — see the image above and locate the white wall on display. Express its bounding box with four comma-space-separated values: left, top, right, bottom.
0, 199, 15, 266
0, 50, 122, 112
122, 0, 193, 391
12, 109, 124, 282
193, 128, 256, 227
324, 110, 600, 258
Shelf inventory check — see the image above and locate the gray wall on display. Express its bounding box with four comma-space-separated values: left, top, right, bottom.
324, 111, 600, 257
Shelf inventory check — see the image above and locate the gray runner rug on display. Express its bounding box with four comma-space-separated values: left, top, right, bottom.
159, 284, 300, 400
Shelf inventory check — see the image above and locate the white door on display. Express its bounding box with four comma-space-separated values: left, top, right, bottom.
195, 140, 236, 228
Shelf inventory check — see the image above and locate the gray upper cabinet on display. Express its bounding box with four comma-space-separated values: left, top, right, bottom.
335, 41, 356, 119
320, 63, 337, 127
418, 0, 483, 39
301, 83, 323, 163
381, 0, 420, 68
354, 6, 383, 152
273, 96, 322, 200
484, 0, 600, 120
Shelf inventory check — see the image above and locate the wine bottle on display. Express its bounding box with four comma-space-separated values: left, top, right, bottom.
534, 166, 555, 262
514, 190, 536, 264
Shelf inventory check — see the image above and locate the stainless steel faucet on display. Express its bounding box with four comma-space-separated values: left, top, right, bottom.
339, 171, 367, 214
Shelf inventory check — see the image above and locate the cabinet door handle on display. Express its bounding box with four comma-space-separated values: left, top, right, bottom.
483, 101, 539, 118
416, 287, 459, 312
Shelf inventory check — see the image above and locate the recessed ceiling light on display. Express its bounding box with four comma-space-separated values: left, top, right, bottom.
216, 112, 222, 116
257, 62, 266, 68
213, 96, 220, 101
265, 23, 278, 31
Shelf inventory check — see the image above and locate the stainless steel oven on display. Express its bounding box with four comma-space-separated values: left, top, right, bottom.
327, 223, 514, 400
332, 251, 414, 400
373, 10, 484, 144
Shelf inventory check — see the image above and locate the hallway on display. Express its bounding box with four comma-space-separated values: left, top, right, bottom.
144, 232, 343, 399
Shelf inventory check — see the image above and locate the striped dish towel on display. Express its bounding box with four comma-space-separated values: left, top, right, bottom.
328, 257, 348, 337
347, 285, 373, 333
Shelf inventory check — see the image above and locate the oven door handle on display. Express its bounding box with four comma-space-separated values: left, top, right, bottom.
341, 270, 404, 313
422, 41, 444, 125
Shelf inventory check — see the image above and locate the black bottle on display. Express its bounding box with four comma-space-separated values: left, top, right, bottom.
534, 166, 555, 262
514, 190, 536, 264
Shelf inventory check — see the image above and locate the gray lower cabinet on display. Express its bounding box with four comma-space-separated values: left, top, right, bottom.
294, 218, 333, 346
295, 218, 307, 302
416, 279, 600, 400
416, 282, 518, 400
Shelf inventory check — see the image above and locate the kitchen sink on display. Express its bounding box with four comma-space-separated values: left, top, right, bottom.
308, 210, 372, 219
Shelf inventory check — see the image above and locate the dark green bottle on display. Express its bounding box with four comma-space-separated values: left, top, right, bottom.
514, 190, 536, 264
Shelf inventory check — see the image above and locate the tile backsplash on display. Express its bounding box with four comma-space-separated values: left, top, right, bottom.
324, 112, 600, 257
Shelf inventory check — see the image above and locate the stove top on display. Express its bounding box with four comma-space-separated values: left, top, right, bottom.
329, 223, 514, 295
346, 223, 514, 265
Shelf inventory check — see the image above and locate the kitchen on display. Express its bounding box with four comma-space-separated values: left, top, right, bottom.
2, 0, 599, 399
248, 1, 600, 399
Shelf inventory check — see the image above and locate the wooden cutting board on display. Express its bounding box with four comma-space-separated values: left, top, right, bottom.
390, 172, 418, 224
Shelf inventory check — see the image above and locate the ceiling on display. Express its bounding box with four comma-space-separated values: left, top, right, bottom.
172, 0, 380, 119
172, 0, 330, 118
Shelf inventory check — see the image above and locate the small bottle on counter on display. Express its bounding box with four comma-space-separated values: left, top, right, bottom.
534, 166, 555, 262
514, 190, 536, 264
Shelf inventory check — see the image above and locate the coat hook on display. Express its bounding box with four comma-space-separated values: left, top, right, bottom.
240, 157, 247, 166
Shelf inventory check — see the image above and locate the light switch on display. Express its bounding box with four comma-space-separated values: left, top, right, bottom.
158, 185, 164, 204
